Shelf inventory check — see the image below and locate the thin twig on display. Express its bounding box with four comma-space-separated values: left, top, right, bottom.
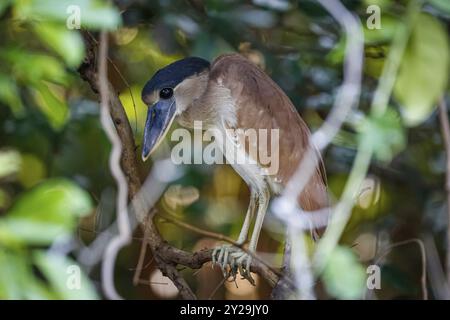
78, 226, 145, 241
98, 31, 132, 300
208, 278, 226, 300
271, 231, 295, 299
372, 238, 427, 300
438, 97, 450, 287
85, 30, 139, 135
133, 218, 150, 286
423, 235, 450, 299
156, 211, 241, 246
129, 256, 154, 271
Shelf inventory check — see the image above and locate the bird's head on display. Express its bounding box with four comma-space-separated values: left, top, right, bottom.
141, 57, 210, 161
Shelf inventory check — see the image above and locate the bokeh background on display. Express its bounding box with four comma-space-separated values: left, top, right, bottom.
0, 0, 450, 299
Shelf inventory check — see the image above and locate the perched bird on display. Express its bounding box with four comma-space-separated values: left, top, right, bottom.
141, 54, 328, 284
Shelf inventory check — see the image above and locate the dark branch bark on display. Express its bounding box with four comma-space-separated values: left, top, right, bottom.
271, 234, 295, 299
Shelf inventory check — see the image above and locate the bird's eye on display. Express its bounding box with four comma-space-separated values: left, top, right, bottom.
159, 88, 173, 99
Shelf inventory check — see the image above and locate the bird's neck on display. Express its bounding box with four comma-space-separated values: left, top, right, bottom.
177, 76, 237, 130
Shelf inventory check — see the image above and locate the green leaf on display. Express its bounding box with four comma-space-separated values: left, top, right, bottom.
6, 178, 92, 242
0, 189, 8, 208
34, 251, 98, 300
364, 48, 387, 79
364, 15, 398, 44
327, 36, 345, 65
17, 0, 121, 30
8, 178, 92, 220
1, 48, 69, 85
1, 218, 71, 245
0, 250, 24, 299
322, 246, 366, 299
428, 0, 450, 14
0, 0, 11, 16
119, 85, 148, 137
358, 109, 405, 162
22, 278, 56, 300
394, 14, 449, 126
18, 153, 47, 188
33, 23, 85, 68
0, 250, 54, 299
32, 83, 69, 130
0, 74, 25, 117
0, 150, 21, 179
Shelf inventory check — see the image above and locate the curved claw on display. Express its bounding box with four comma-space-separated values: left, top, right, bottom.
234, 254, 255, 286
212, 244, 232, 277
217, 247, 225, 267
212, 247, 219, 268
244, 257, 255, 286
211, 245, 256, 286
222, 249, 230, 277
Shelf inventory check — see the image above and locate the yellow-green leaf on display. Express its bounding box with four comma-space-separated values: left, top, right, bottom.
18, 153, 47, 188
394, 14, 449, 126
358, 109, 405, 162
0, 150, 21, 179
32, 83, 69, 130
5, 179, 93, 244
17, 0, 121, 30
33, 23, 85, 68
322, 246, 366, 299
0, 74, 25, 116
429, 0, 450, 14
34, 251, 98, 300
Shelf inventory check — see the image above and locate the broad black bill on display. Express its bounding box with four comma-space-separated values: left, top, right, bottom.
142, 98, 176, 161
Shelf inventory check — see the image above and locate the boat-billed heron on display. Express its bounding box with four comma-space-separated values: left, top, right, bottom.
141, 54, 328, 284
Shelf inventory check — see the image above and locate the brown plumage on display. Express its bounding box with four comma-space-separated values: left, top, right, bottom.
207, 54, 328, 212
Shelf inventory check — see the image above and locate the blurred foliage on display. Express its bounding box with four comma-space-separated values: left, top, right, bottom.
358, 109, 405, 162
0, 0, 449, 300
394, 13, 449, 126
323, 245, 366, 299
0, 0, 118, 300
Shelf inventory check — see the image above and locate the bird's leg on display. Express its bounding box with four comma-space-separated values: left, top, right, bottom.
231, 187, 270, 284
236, 190, 257, 245
212, 190, 257, 279
229, 187, 270, 285
248, 188, 270, 252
